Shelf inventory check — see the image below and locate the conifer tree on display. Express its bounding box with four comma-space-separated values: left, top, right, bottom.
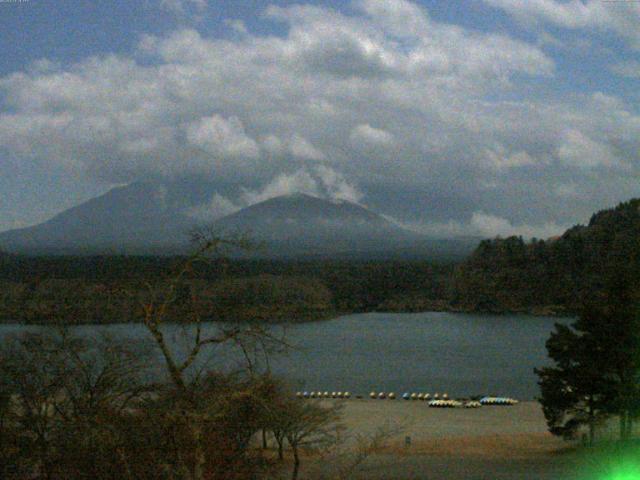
536, 278, 640, 443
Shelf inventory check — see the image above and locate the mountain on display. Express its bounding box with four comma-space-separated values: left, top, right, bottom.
0, 182, 194, 254
0, 185, 478, 259
214, 193, 408, 253
213, 193, 478, 259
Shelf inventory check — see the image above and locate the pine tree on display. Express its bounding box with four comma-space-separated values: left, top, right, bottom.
536, 278, 640, 444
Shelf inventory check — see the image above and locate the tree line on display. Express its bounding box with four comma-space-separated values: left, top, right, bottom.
452, 199, 640, 315
3, 198, 640, 324
0, 254, 453, 324
532, 199, 640, 445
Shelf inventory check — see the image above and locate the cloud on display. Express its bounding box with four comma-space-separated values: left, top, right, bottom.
315, 165, 364, 203
261, 135, 285, 155
241, 170, 321, 206
397, 212, 567, 239
0, 0, 638, 231
350, 124, 394, 148
160, 0, 207, 15
483, 0, 640, 49
186, 115, 260, 159
289, 135, 326, 160
184, 165, 363, 223
355, 0, 430, 38
240, 166, 362, 206
557, 129, 617, 168
470, 212, 566, 239
185, 193, 240, 222
484, 146, 539, 169
0, 2, 556, 186
224, 19, 248, 36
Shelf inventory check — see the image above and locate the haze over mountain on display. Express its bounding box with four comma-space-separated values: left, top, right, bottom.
0, 183, 478, 259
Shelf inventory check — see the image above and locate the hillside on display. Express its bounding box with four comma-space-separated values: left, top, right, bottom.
0, 185, 477, 260
451, 199, 640, 314
0, 182, 194, 254
214, 193, 439, 257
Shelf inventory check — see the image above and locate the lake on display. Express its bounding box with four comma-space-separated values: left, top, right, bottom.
0, 312, 567, 400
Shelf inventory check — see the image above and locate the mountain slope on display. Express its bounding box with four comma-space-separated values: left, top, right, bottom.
212, 193, 477, 259
214, 193, 407, 253
0, 182, 194, 254
0, 187, 478, 259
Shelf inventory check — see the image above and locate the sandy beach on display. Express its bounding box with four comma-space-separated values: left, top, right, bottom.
339, 399, 551, 441
297, 400, 586, 479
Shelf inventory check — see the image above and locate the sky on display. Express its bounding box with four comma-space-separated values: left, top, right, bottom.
0, 0, 639, 238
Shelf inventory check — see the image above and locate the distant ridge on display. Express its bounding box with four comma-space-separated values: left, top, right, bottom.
0, 182, 194, 254
0, 184, 479, 259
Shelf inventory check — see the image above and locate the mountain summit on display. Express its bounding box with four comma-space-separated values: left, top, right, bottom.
212, 193, 416, 256
0, 184, 477, 259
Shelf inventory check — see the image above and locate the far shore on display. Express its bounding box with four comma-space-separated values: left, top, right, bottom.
0, 305, 575, 326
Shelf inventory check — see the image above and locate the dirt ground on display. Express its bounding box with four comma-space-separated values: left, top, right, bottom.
338, 399, 551, 441
296, 400, 588, 479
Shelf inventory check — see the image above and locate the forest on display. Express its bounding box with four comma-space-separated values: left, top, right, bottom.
1, 198, 639, 324
0, 254, 453, 324
451, 199, 640, 315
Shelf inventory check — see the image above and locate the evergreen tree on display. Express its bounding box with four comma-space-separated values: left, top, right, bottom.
535, 321, 611, 444
536, 279, 640, 443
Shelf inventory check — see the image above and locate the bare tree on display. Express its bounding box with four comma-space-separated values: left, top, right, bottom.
138, 231, 286, 480
0, 332, 67, 479
0, 330, 154, 479
279, 400, 343, 480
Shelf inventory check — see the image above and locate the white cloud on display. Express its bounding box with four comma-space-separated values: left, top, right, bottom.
315, 165, 364, 203
240, 166, 362, 206
483, 0, 640, 49
186, 115, 260, 159
0, 4, 557, 187
350, 124, 394, 148
261, 135, 285, 155
187, 167, 361, 221
185, 193, 240, 222
484, 146, 539, 169
398, 212, 567, 239
224, 19, 248, 36
0, 0, 638, 230
355, 0, 430, 38
241, 170, 321, 206
160, 0, 207, 15
557, 129, 616, 168
470, 211, 566, 239
289, 134, 326, 160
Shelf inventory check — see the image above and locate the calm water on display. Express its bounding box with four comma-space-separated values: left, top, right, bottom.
0, 312, 567, 400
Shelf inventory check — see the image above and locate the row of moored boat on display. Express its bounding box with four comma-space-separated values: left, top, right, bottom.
295, 391, 518, 407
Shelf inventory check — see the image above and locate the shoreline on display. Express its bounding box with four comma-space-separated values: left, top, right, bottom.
0, 306, 574, 326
